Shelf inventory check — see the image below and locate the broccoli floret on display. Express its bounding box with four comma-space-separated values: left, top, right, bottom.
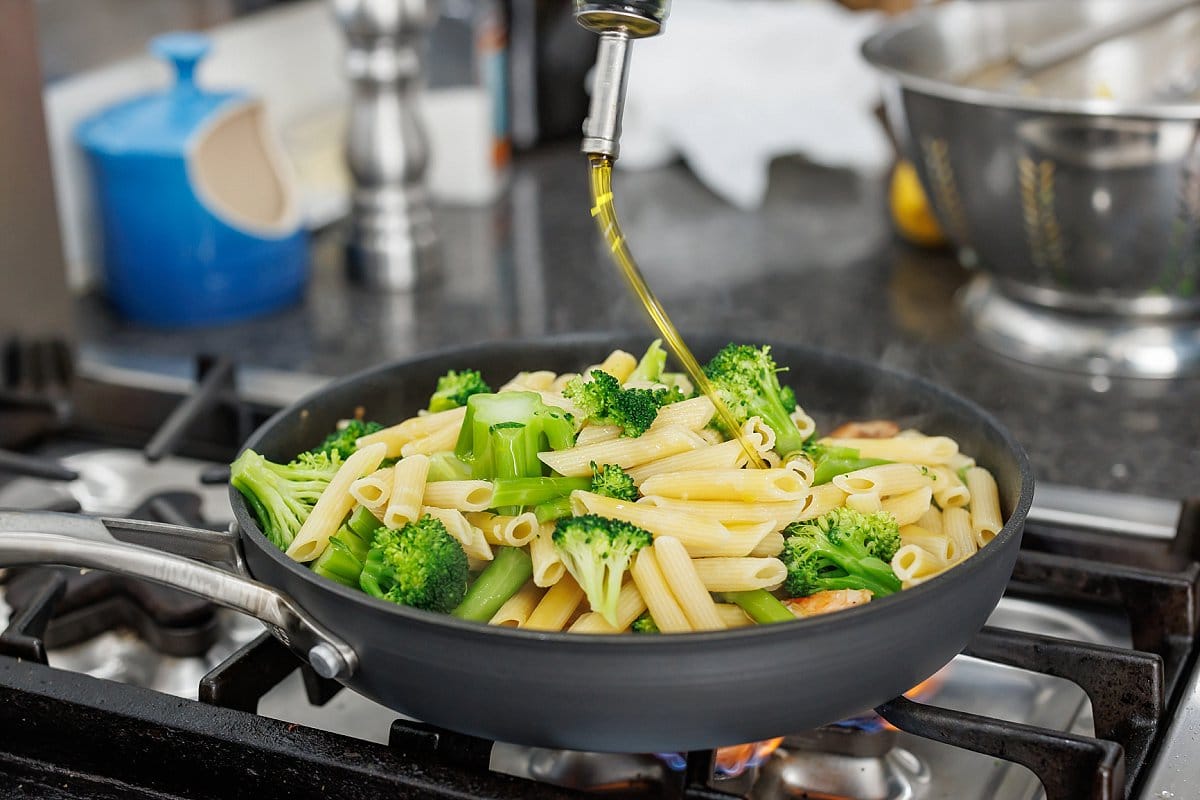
628, 339, 668, 384
591, 461, 637, 501
563, 370, 681, 438
631, 612, 660, 634
230, 449, 341, 550
702, 344, 807, 459
429, 369, 491, 413
309, 419, 383, 460
454, 392, 576, 482
359, 516, 470, 613
553, 514, 653, 626
781, 508, 902, 598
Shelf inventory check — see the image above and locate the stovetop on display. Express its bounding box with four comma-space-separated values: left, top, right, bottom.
1, 351, 1198, 800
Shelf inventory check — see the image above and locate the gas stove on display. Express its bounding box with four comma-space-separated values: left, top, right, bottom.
0, 349, 1197, 800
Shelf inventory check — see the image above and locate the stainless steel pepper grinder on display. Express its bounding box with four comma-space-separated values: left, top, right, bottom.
332, 0, 438, 290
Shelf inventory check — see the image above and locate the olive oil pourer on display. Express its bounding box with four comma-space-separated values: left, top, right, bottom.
332, 0, 438, 290
575, 1, 671, 159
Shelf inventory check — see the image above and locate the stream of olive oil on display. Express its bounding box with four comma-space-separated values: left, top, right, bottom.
588, 154, 766, 469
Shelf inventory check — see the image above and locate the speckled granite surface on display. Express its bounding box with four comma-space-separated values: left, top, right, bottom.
77, 145, 1200, 498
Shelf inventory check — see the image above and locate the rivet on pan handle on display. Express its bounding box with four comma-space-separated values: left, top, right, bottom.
0, 513, 358, 680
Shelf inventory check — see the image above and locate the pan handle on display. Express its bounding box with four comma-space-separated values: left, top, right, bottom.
0, 512, 357, 681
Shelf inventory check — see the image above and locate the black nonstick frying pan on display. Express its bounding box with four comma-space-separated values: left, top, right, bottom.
0, 333, 1033, 752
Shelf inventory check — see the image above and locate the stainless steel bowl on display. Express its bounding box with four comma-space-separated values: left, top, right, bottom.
864, 0, 1200, 377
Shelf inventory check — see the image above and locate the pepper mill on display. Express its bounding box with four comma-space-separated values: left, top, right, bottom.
331, 0, 438, 290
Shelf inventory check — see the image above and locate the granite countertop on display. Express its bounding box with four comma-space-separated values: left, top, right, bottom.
77, 144, 1200, 499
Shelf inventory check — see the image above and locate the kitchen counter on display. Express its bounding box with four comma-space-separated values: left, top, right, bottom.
76, 143, 1200, 499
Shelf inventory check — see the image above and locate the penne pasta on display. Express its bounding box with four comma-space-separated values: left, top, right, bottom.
946, 451, 976, 472
286, 443, 389, 562
714, 603, 754, 628
421, 506, 493, 561
499, 370, 557, 393
795, 484, 849, 521
356, 407, 466, 458
821, 436, 959, 465
942, 507, 977, 563
383, 455, 430, 528
845, 491, 883, 514
966, 467, 1003, 547
916, 506, 944, 535
636, 495, 810, 528
630, 547, 691, 633
640, 469, 808, 503
697, 428, 725, 446
691, 557, 787, 592
489, 580, 545, 627
881, 486, 934, 527
550, 372, 580, 393
654, 537, 725, 630
782, 455, 815, 486
900, 524, 955, 562
466, 511, 540, 547
573, 491, 752, 557
586, 350, 638, 383
790, 407, 817, 440
891, 543, 947, 584
627, 440, 750, 484
530, 522, 565, 587
930, 466, 970, 510
524, 575, 586, 631
421, 480, 494, 513
743, 417, 776, 455
539, 425, 705, 477
649, 396, 716, 432
567, 581, 648, 633
349, 466, 394, 511
833, 463, 934, 497
575, 424, 623, 446
749, 531, 785, 557
400, 421, 463, 458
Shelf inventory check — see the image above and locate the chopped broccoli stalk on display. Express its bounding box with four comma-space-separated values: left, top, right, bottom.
628, 339, 667, 384
311, 537, 365, 588
553, 514, 652, 626
721, 590, 795, 624
780, 385, 798, 413
534, 496, 574, 523
804, 443, 893, 486
427, 451, 473, 482
491, 476, 592, 508
308, 419, 383, 460
347, 505, 383, 543
230, 449, 341, 550
359, 516, 470, 613
563, 370, 682, 438
452, 546, 534, 622
329, 520, 372, 563
454, 392, 576, 481
631, 612, 659, 633
781, 508, 902, 598
957, 465, 971, 484
429, 369, 492, 413
590, 462, 637, 501
702, 343, 807, 459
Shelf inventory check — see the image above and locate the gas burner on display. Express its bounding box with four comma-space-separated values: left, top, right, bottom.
757, 728, 929, 800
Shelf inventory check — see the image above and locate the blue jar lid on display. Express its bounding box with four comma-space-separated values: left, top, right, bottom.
77, 32, 247, 156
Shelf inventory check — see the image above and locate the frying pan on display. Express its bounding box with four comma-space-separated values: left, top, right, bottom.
0, 333, 1033, 752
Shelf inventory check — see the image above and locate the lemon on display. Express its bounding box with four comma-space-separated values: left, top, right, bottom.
890, 160, 946, 248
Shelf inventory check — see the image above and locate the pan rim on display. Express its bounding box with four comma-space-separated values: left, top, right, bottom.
230, 331, 1034, 648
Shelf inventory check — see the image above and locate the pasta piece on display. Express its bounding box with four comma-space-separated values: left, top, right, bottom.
627, 440, 749, 484
654, 537, 725, 630
383, 455, 431, 528
760, 451, 783, 468
640, 469, 808, 503
833, 463, 933, 497
466, 511, 540, 547
286, 442, 388, 562
880, 486, 934, 527
489, 581, 545, 627
636, 496, 810, 527
648, 396, 715, 432
795, 484, 848, 521
782, 455, 815, 486
691, 557, 787, 592
916, 506, 944, 535
421, 480, 494, 513
930, 466, 970, 510
846, 491, 883, 514
749, 531, 785, 557
900, 524, 955, 562
550, 372, 580, 392
585, 350, 638, 383
356, 407, 466, 458
573, 491, 748, 557
400, 421, 462, 458
349, 466, 394, 511
567, 581, 648, 633
697, 428, 725, 446
722, 522, 781, 558
789, 407, 816, 440
422, 506, 493, 561
524, 575, 586, 631
539, 425, 704, 477
714, 603, 754, 628
742, 417, 776, 455
576, 424, 623, 446
942, 507, 978, 563
946, 451, 976, 472
630, 547, 691, 633
966, 467, 1002, 547
530, 522, 565, 587
891, 543, 947, 584
820, 436, 959, 465
499, 370, 556, 393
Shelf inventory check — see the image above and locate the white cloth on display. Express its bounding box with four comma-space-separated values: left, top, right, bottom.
617, 0, 891, 209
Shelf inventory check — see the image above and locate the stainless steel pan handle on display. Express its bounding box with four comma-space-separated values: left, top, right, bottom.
0, 511, 357, 680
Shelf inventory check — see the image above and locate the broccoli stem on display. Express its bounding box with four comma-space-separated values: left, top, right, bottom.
491, 476, 591, 508
347, 506, 382, 542
723, 590, 795, 624
534, 496, 574, 523
812, 456, 892, 486
427, 451, 473, 482
311, 539, 364, 588
452, 547, 534, 622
